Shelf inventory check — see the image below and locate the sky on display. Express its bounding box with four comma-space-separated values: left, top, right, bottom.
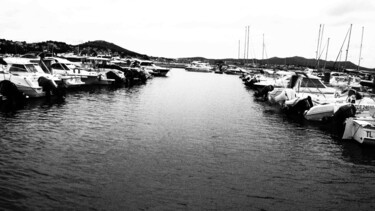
1, 0, 375, 68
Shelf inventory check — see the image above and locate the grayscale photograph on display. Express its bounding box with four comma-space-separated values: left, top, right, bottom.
1, 0, 375, 210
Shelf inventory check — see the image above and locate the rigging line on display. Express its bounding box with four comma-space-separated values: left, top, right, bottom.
333, 25, 350, 69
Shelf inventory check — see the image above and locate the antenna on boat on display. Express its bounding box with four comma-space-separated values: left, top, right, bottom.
357, 26, 364, 71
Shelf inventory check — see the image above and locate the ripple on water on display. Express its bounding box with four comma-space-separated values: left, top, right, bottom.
1, 69, 375, 210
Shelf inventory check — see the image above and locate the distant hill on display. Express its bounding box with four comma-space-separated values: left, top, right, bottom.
0, 39, 148, 59
77, 40, 148, 59
1, 38, 374, 70
0, 39, 74, 55
179, 56, 375, 71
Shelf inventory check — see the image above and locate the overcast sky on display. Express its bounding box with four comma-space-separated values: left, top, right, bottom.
1, 0, 375, 68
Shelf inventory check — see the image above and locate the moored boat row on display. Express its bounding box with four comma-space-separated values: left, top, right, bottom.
0, 54, 170, 104
241, 68, 375, 146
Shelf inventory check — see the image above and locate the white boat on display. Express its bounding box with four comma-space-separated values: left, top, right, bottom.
224, 65, 247, 75
46, 57, 114, 86
137, 60, 170, 77
111, 59, 152, 82
1, 58, 59, 98
185, 61, 213, 72
304, 89, 375, 121
252, 70, 292, 91
329, 72, 362, 90
268, 72, 337, 105
87, 57, 126, 84
342, 115, 375, 145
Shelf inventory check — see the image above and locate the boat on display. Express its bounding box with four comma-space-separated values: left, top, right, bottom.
87, 57, 126, 84
1, 57, 61, 98
342, 111, 375, 145
137, 60, 170, 77
268, 72, 337, 105
329, 72, 362, 89
251, 70, 292, 91
185, 61, 213, 73
45, 57, 114, 86
223, 65, 247, 75
109, 59, 150, 84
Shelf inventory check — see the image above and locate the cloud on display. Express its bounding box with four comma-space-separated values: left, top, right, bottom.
328, 0, 375, 16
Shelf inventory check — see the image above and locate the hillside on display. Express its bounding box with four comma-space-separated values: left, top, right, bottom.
78, 40, 148, 59
180, 56, 375, 71
0, 39, 147, 59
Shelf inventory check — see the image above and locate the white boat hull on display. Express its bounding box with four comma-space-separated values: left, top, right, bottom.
343, 118, 375, 145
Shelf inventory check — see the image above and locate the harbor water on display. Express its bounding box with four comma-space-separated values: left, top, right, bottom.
1, 69, 375, 210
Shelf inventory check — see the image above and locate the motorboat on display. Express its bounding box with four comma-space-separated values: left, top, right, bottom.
109, 59, 151, 84
329, 72, 362, 90
86, 57, 127, 84
46, 57, 114, 86
251, 70, 292, 91
1, 57, 60, 98
342, 109, 375, 145
137, 60, 170, 77
185, 61, 213, 73
268, 72, 337, 105
223, 65, 247, 75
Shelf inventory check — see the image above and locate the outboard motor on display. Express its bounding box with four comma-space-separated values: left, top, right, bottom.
332, 104, 356, 136
106, 71, 123, 84
284, 96, 313, 117
254, 85, 274, 101
289, 75, 299, 88
38, 77, 58, 98
245, 77, 258, 88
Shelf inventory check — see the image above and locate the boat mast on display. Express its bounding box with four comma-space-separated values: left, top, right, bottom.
333, 26, 350, 70
246, 26, 250, 63
357, 26, 364, 71
315, 24, 322, 62
243, 26, 247, 63
343, 24, 352, 70
317, 24, 324, 69
262, 33, 265, 64
238, 40, 240, 60
323, 38, 330, 70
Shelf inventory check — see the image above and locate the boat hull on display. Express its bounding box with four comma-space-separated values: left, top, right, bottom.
343, 118, 375, 145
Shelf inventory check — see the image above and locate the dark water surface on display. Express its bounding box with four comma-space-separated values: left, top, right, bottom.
1, 69, 375, 210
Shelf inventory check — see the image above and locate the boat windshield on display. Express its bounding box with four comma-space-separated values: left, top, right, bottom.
25, 64, 38, 73
301, 78, 326, 88
51, 63, 70, 70
33, 64, 47, 74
